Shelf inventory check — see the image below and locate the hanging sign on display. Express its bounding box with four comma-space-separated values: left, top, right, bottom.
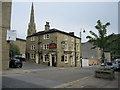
6, 30, 16, 41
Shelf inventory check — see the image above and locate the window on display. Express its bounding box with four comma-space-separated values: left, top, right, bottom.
43, 44, 49, 49
61, 55, 64, 62
77, 44, 79, 51
64, 35, 68, 40
44, 34, 50, 39
30, 53, 35, 59
65, 54, 68, 63
64, 42, 68, 50
71, 56, 74, 65
76, 53, 79, 61
71, 43, 74, 51
31, 45, 35, 50
31, 37, 35, 41
45, 54, 49, 62
71, 37, 74, 42
76, 39, 79, 43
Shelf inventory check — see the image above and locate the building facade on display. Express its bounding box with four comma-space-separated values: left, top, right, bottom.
82, 42, 111, 66
26, 4, 81, 67
0, 2, 12, 70
10, 38, 26, 57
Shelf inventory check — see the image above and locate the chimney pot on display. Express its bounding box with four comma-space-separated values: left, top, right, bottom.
45, 22, 50, 30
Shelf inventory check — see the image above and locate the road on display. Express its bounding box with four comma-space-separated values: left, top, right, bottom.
2, 66, 100, 88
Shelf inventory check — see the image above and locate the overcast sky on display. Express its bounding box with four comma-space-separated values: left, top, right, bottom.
11, 1, 118, 42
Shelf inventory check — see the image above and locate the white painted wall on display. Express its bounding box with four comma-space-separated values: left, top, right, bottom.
82, 59, 89, 67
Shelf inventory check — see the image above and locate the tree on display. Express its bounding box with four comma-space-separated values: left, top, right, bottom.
106, 34, 120, 60
9, 43, 20, 57
86, 20, 110, 64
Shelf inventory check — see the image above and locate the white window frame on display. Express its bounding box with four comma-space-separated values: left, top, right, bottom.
31, 37, 35, 41
31, 45, 35, 50
71, 43, 74, 51
30, 53, 35, 59
44, 34, 50, 39
43, 44, 49, 49
76, 39, 79, 43
64, 54, 68, 63
71, 37, 74, 42
71, 56, 74, 65
64, 42, 68, 50
64, 35, 68, 40
76, 53, 80, 61
77, 44, 79, 51
44, 54, 49, 62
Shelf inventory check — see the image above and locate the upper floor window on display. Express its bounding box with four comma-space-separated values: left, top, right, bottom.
61, 41, 67, 50
76, 39, 79, 43
31, 45, 35, 50
71, 37, 74, 42
71, 43, 74, 51
43, 44, 49, 49
44, 34, 50, 39
31, 37, 35, 41
77, 44, 79, 51
64, 35, 68, 40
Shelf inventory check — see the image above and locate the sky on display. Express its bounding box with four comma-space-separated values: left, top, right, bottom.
11, 1, 118, 42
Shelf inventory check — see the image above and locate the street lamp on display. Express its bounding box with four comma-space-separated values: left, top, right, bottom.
80, 28, 85, 68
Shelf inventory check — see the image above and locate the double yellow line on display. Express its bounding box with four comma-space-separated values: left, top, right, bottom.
53, 74, 93, 88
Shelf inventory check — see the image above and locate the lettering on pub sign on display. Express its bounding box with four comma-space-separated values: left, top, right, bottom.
49, 43, 57, 49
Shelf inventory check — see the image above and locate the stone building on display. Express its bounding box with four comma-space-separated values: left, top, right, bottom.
82, 42, 100, 65
26, 3, 81, 67
0, 1, 12, 70
82, 42, 111, 66
10, 38, 26, 57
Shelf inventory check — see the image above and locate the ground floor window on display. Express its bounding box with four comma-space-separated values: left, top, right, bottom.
70, 56, 74, 64
45, 54, 49, 62
65, 54, 68, 63
61, 55, 64, 62
30, 53, 35, 59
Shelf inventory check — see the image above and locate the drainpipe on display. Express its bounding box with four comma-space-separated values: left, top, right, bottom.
75, 38, 76, 67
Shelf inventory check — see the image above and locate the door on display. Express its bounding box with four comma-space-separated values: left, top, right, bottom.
52, 55, 55, 66
71, 56, 74, 65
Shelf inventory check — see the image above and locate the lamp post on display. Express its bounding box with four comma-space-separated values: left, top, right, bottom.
80, 28, 85, 68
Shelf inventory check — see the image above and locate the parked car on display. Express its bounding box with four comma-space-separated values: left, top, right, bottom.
9, 58, 23, 68
14, 56, 26, 61
100, 63, 105, 66
111, 63, 119, 71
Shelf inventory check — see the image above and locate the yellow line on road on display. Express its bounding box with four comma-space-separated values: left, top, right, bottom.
53, 74, 94, 88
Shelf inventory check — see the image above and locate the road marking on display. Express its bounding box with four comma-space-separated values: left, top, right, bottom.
53, 74, 94, 88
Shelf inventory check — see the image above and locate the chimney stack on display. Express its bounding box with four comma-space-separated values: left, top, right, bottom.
45, 22, 50, 30
69, 32, 74, 36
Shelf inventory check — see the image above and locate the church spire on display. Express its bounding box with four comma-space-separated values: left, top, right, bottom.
30, 2, 34, 23
27, 2, 36, 36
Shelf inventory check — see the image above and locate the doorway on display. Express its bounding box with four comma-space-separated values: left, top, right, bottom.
52, 55, 55, 66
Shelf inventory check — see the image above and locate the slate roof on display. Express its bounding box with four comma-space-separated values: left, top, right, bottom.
27, 28, 81, 39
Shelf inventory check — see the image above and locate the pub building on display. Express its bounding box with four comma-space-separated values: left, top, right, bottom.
26, 4, 81, 67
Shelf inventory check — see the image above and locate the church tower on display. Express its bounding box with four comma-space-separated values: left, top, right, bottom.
27, 3, 36, 36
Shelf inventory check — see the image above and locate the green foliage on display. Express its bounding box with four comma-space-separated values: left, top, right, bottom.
86, 20, 110, 64
9, 43, 20, 57
106, 34, 120, 59
86, 20, 110, 50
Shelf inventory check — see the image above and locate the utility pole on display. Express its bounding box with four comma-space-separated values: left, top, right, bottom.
80, 28, 85, 68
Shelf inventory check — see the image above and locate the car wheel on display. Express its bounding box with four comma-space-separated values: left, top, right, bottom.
19, 65, 22, 68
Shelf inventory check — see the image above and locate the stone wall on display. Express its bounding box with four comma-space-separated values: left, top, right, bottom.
2, 2, 12, 70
